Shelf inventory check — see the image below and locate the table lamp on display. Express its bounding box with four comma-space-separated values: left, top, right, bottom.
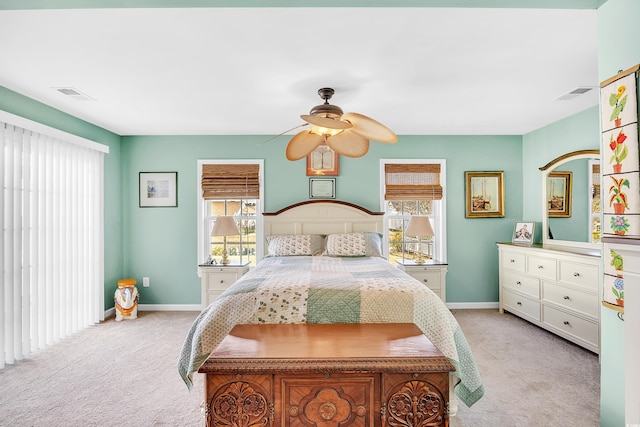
405, 215, 435, 264
211, 216, 240, 265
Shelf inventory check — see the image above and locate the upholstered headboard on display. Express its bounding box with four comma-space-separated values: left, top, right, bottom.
263, 200, 384, 237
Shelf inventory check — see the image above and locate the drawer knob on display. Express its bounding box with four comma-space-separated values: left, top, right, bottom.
563, 321, 570, 326
510, 259, 515, 263
517, 301, 522, 306
516, 281, 522, 285
423, 279, 428, 283
219, 280, 225, 284
563, 295, 570, 300
573, 272, 580, 277
537, 265, 544, 269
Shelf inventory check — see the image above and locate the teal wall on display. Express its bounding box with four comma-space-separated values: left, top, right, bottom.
0, 86, 124, 311
522, 106, 600, 242
121, 134, 522, 305
597, 0, 640, 424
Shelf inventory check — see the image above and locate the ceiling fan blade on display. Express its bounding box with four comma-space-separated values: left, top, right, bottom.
286, 130, 324, 161
300, 114, 352, 130
342, 112, 398, 143
325, 130, 370, 158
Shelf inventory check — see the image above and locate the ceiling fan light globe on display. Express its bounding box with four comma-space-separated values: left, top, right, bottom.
310, 126, 344, 137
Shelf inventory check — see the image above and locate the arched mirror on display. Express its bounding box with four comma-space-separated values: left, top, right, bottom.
540, 149, 601, 254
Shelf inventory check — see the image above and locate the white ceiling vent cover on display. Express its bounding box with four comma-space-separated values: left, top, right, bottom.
555, 87, 595, 101
53, 87, 95, 101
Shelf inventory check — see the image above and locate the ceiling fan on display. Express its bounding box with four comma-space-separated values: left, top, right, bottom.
285, 88, 398, 161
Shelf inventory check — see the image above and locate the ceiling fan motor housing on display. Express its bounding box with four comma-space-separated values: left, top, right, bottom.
310, 87, 343, 118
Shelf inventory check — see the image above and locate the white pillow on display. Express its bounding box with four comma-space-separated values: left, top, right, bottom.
326, 232, 384, 257
326, 233, 367, 257
266, 234, 325, 257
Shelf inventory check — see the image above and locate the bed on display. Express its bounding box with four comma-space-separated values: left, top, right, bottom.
178, 200, 484, 422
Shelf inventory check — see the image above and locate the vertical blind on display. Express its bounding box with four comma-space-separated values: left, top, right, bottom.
1, 120, 105, 369
384, 163, 443, 200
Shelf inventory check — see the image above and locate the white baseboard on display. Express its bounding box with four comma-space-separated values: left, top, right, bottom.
138, 304, 201, 311
446, 302, 499, 310
103, 304, 201, 319
103, 302, 497, 319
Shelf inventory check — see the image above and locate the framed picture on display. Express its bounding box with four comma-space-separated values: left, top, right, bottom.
547, 171, 572, 217
139, 172, 178, 208
306, 145, 339, 176
465, 171, 505, 218
512, 221, 535, 245
309, 177, 336, 199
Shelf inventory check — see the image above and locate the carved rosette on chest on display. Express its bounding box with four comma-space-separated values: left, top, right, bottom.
381, 379, 447, 427
206, 381, 274, 427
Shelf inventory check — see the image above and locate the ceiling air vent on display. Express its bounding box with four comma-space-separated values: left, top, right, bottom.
555, 87, 595, 101
52, 87, 95, 101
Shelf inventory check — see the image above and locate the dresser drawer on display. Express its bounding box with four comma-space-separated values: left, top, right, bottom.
205, 272, 240, 290
501, 251, 526, 273
558, 260, 599, 291
543, 305, 599, 348
409, 270, 441, 293
542, 282, 599, 318
503, 289, 540, 321
502, 271, 540, 299
526, 256, 557, 281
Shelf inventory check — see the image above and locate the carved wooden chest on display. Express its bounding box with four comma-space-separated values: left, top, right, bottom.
198, 323, 455, 427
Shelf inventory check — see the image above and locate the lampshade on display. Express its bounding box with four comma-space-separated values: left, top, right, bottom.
211, 216, 240, 237
405, 216, 434, 238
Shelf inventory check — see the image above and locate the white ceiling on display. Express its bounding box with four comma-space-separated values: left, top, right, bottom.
0, 6, 599, 137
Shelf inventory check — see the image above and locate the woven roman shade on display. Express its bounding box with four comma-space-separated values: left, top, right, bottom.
202, 164, 260, 199
384, 163, 443, 201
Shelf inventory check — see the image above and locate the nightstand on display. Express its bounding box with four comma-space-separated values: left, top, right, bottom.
396, 259, 448, 302
198, 262, 250, 309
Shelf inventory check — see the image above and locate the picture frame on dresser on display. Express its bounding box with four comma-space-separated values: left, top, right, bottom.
512, 221, 535, 245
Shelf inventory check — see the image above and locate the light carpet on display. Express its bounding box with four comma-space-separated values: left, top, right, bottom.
0, 309, 599, 426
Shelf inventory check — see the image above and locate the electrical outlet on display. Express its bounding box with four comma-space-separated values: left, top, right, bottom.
143, 277, 150, 287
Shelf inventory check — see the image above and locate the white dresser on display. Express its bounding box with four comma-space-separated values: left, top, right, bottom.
497, 243, 601, 353
198, 262, 250, 309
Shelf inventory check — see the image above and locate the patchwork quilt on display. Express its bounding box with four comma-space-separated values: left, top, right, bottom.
178, 256, 484, 407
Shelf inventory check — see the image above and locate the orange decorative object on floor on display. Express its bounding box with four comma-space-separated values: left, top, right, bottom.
114, 278, 139, 321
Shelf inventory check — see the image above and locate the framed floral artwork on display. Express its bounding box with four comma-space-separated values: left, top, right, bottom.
547, 171, 572, 218
465, 171, 504, 218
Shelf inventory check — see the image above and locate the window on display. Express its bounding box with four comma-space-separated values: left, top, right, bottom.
198, 160, 263, 266
381, 160, 447, 264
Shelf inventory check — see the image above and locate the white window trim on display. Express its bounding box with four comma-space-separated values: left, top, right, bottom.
380, 159, 447, 262
196, 159, 264, 268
